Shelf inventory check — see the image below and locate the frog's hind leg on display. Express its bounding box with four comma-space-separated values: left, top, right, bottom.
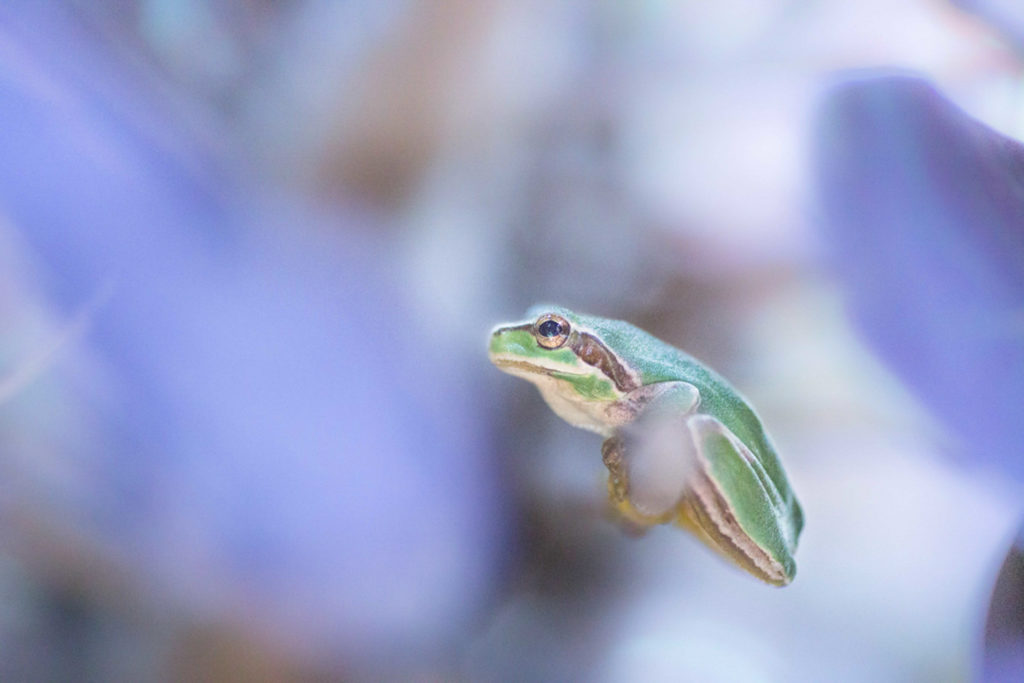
675, 414, 796, 586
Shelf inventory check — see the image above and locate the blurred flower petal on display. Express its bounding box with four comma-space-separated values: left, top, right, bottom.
814, 73, 1024, 481
0, 4, 504, 674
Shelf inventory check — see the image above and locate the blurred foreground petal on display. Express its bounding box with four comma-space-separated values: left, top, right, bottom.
0, 5, 504, 676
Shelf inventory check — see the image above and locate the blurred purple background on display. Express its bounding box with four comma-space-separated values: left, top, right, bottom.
1, 1, 1023, 680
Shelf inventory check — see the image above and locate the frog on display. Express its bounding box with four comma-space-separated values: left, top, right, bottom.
489, 305, 803, 586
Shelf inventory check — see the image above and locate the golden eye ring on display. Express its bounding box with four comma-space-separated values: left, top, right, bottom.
534, 313, 570, 349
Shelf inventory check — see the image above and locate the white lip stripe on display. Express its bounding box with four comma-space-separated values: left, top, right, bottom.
490, 352, 585, 376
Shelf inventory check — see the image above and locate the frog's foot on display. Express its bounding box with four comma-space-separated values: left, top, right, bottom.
601, 503, 651, 537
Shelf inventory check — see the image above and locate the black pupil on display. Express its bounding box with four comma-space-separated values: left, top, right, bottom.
538, 320, 563, 338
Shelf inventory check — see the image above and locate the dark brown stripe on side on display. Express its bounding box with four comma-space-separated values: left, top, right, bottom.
571, 332, 639, 393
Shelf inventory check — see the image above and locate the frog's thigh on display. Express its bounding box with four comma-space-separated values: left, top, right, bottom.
676, 414, 796, 586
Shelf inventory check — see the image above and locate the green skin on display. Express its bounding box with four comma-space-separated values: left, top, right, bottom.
489, 305, 803, 586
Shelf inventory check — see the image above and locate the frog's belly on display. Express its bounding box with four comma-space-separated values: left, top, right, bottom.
536, 382, 618, 437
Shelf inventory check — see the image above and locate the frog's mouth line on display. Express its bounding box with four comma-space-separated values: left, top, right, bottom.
491, 357, 584, 377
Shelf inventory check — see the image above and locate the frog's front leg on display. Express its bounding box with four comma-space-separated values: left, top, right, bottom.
600, 434, 657, 536
600, 434, 629, 504
601, 382, 700, 528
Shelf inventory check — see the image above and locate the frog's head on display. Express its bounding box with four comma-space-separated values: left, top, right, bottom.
488, 305, 639, 402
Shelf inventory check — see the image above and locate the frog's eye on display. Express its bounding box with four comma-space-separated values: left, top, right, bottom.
534, 313, 570, 349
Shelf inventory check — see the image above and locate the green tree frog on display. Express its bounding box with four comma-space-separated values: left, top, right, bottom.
489, 305, 803, 586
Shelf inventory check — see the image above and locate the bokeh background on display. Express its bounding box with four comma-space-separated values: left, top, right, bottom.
1, 1, 1023, 680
